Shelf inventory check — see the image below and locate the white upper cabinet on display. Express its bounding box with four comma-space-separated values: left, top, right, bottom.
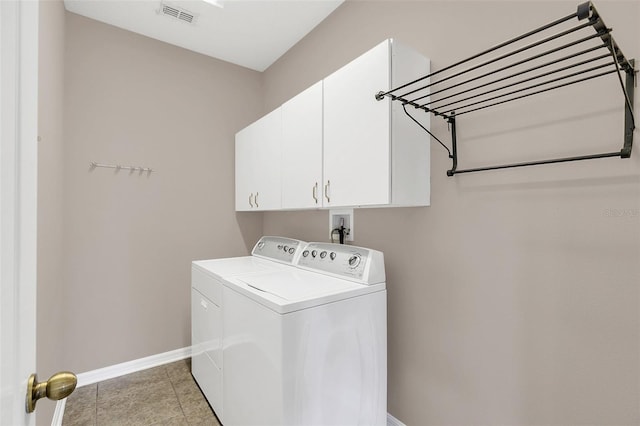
235, 39, 430, 211
323, 40, 391, 207
235, 130, 253, 212
235, 108, 282, 211
281, 82, 323, 209
323, 39, 430, 208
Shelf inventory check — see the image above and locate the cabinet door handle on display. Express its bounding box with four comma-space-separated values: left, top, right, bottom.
249, 193, 254, 207
255, 192, 259, 208
312, 182, 318, 204
324, 180, 330, 203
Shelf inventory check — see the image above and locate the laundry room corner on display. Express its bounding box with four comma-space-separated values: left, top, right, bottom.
261, 1, 640, 425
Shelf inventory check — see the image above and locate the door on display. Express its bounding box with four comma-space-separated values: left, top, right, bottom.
235, 127, 255, 211
281, 81, 323, 209
1, 0, 39, 424
323, 40, 391, 207
252, 108, 281, 211
235, 108, 282, 211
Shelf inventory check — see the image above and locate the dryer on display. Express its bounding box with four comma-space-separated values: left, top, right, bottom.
191, 236, 306, 422
223, 242, 387, 426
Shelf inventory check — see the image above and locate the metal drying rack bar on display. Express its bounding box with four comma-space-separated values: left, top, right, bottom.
376, 1, 636, 176
89, 161, 155, 174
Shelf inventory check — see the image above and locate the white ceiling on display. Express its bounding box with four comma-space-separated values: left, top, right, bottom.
64, 0, 344, 72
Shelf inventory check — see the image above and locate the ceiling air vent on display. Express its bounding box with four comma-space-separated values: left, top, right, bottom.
159, 2, 198, 25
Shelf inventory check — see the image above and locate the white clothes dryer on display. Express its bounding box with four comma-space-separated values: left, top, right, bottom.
222, 242, 387, 426
191, 236, 306, 422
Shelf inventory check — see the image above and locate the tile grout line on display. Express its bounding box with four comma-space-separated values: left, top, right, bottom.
168, 376, 190, 425
95, 382, 99, 426
146, 365, 174, 426
159, 365, 183, 426
66, 361, 200, 426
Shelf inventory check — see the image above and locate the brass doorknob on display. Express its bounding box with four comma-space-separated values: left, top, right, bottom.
26, 371, 77, 413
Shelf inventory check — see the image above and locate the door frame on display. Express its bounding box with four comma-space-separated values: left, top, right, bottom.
0, 0, 39, 424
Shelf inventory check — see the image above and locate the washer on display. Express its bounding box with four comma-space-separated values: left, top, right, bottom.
191, 236, 306, 423
223, 242, 387, 426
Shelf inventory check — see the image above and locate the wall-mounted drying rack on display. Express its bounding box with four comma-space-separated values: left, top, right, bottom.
376, 1, 636, 176
89, 161, 155, 174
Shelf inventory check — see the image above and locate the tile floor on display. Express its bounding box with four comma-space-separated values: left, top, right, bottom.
62, 358, 221, 426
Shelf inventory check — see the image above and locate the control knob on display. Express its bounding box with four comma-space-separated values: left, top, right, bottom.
311, 250, 318, 258
302, 250, 309, 257
348, 254, 361, 268
288, 247, 295, 254
329, 252, 336, 260
320, 251, 327, 259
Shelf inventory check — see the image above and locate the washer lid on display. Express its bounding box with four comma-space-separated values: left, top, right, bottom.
230, 269, 385, 314
193, 256, 281, 279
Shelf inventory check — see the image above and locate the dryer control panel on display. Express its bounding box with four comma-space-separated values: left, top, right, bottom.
252, 236, 306, 265
296, 242, 385, 285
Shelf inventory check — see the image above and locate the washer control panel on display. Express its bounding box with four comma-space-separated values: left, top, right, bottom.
297, 242, 385, 284
252, 236, 306, 264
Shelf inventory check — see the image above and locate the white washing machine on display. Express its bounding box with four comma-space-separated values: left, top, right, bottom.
191, 236, 306, 423
223, 242, 387, 426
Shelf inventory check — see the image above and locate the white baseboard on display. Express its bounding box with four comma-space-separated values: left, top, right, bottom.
51, 398, 66, 426
52, 346, 191, 425
76, 345, 191, 387
387, 412, 407, 426
56, 345, 404, 426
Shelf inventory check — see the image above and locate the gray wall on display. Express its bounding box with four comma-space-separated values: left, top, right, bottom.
61, 12, 263, 374
37, 0, 66, 423
261, 1, 640, 425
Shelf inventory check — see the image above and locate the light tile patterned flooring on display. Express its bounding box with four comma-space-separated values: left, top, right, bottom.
62, 358, 221, 426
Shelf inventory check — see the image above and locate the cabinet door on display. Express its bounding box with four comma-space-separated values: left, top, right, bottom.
323, 40, 391, 207
235, 127, 255, 211
253, 108, 282, 210
282, 81, 323, 209
235, 108, 282, 211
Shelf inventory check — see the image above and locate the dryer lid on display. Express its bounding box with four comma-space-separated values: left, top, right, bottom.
228, 269, 385, 314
